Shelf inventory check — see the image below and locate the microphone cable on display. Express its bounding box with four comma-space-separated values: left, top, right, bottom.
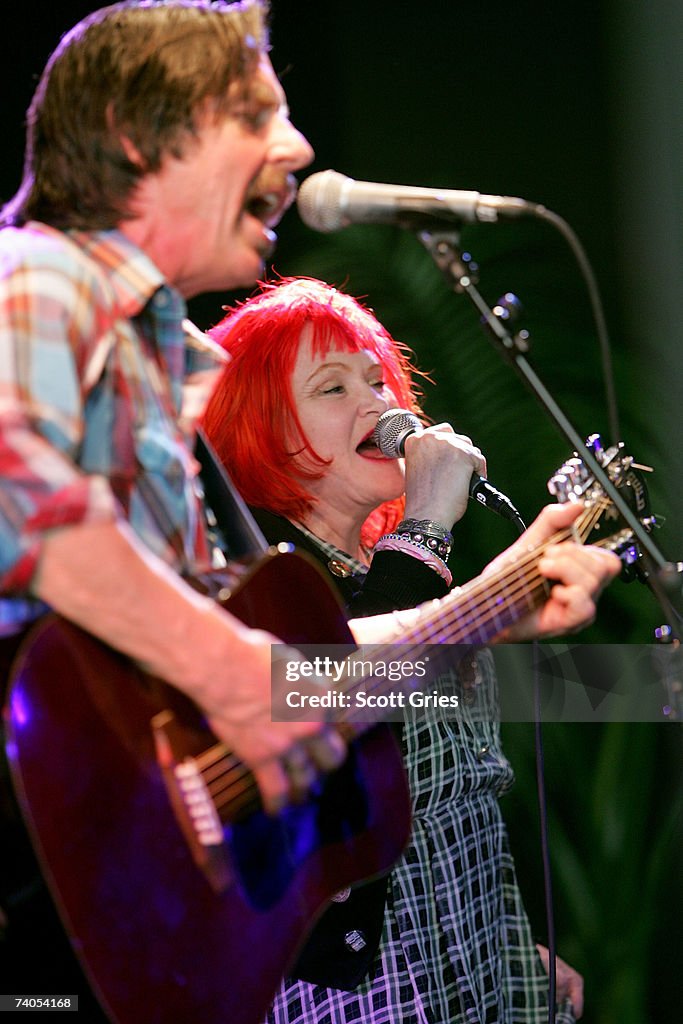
505, 512, 559, 1024
527, 204, 620, 447
533, 638, 558, 1024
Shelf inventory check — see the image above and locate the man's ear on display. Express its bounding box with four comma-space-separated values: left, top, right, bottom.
119, 133, 145, 167
106, 100, 145, 167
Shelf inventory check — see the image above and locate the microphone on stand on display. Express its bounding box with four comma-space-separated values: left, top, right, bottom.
373, 409, 523, 525
297, 169, 538, 233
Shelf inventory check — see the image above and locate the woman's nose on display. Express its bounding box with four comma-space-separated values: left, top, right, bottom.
359, 384, 389, 416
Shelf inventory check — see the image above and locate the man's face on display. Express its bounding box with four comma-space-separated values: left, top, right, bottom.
125, 57, 313, 297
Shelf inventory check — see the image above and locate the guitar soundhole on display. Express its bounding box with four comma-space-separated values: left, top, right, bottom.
228, 747, 369, 910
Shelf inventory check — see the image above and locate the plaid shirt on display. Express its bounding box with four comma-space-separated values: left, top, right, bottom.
0, 222, 216, 625
263, 521, 576, 1024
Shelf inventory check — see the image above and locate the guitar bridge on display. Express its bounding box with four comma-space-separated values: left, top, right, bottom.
174, 759, 224, 847
152, 709, 232, 893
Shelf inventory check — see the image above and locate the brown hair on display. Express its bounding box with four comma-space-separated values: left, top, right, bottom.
1, 0, 268, 229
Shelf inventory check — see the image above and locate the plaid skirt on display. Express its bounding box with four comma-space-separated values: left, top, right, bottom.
266, 652, 576, 1024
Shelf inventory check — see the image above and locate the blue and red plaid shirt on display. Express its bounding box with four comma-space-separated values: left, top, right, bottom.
0, 222, 218, 625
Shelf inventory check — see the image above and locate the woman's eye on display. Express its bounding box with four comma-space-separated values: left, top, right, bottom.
321, 384, 344, 395
370, 379, 386, 390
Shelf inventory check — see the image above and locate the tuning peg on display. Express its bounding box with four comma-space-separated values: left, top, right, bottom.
585, 433, 604, 459
548, 455, 594, 502
547, 472, 568, 501
547, 471, 584, 502
491, 292, 523, 324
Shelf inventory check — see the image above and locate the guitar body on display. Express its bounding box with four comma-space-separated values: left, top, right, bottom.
5, 549, 411, 1024
6, 439, 645, 1024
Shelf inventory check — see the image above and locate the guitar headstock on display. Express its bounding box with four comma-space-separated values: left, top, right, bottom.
547, 433, 659, 581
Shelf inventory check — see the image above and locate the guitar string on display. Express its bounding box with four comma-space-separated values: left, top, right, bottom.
197, 502, 612, 815
200, 506, 612, 817
195, 501, 614, 816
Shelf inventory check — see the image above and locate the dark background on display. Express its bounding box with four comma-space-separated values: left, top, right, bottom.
2, 2, 681, 1021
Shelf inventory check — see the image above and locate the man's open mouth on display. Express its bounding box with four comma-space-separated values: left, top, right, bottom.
245, 177, 297, 228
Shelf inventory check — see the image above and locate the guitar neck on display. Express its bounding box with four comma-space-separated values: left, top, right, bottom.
188, 506, 609, 820
334, 510, 607, 726
394, 550, 549, 648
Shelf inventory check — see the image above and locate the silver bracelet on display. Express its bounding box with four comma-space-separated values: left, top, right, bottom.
396, 518, 453, 560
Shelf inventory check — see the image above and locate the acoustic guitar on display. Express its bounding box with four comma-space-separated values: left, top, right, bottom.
4, 445, 649, 1023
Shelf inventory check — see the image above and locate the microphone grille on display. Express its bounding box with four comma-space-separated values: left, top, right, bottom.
296, 170, 348, 232
372, 408, 422, 458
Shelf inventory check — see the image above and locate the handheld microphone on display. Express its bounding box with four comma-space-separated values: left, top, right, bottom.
372, 409, 523, 524
297, 170, 538, 233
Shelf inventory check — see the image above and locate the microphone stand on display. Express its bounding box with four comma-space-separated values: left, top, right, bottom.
418, 228, 682, 1024
418, 227, 683, 640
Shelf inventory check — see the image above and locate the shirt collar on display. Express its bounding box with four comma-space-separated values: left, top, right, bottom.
66, 227, 168, 317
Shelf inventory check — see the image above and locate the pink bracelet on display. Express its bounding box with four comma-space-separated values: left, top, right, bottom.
374, 534, 453, 587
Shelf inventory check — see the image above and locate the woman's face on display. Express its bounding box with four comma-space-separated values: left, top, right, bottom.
290, 328, 406, 516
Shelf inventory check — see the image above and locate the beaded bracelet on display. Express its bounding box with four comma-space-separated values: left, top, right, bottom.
395, 518, 453, 561
374, 534, 453, 587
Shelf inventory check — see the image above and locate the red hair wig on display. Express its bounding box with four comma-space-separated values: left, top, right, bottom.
201, 277, 427, 547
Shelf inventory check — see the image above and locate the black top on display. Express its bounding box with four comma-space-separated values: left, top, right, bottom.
252, 508, 449, 615
251, 507, 449, 991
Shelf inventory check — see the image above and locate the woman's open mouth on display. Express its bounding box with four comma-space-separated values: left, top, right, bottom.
356, 430, 388, 459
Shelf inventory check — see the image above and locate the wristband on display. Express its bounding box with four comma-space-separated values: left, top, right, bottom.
374, 533, 453, 586
395, 518, 453, 561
